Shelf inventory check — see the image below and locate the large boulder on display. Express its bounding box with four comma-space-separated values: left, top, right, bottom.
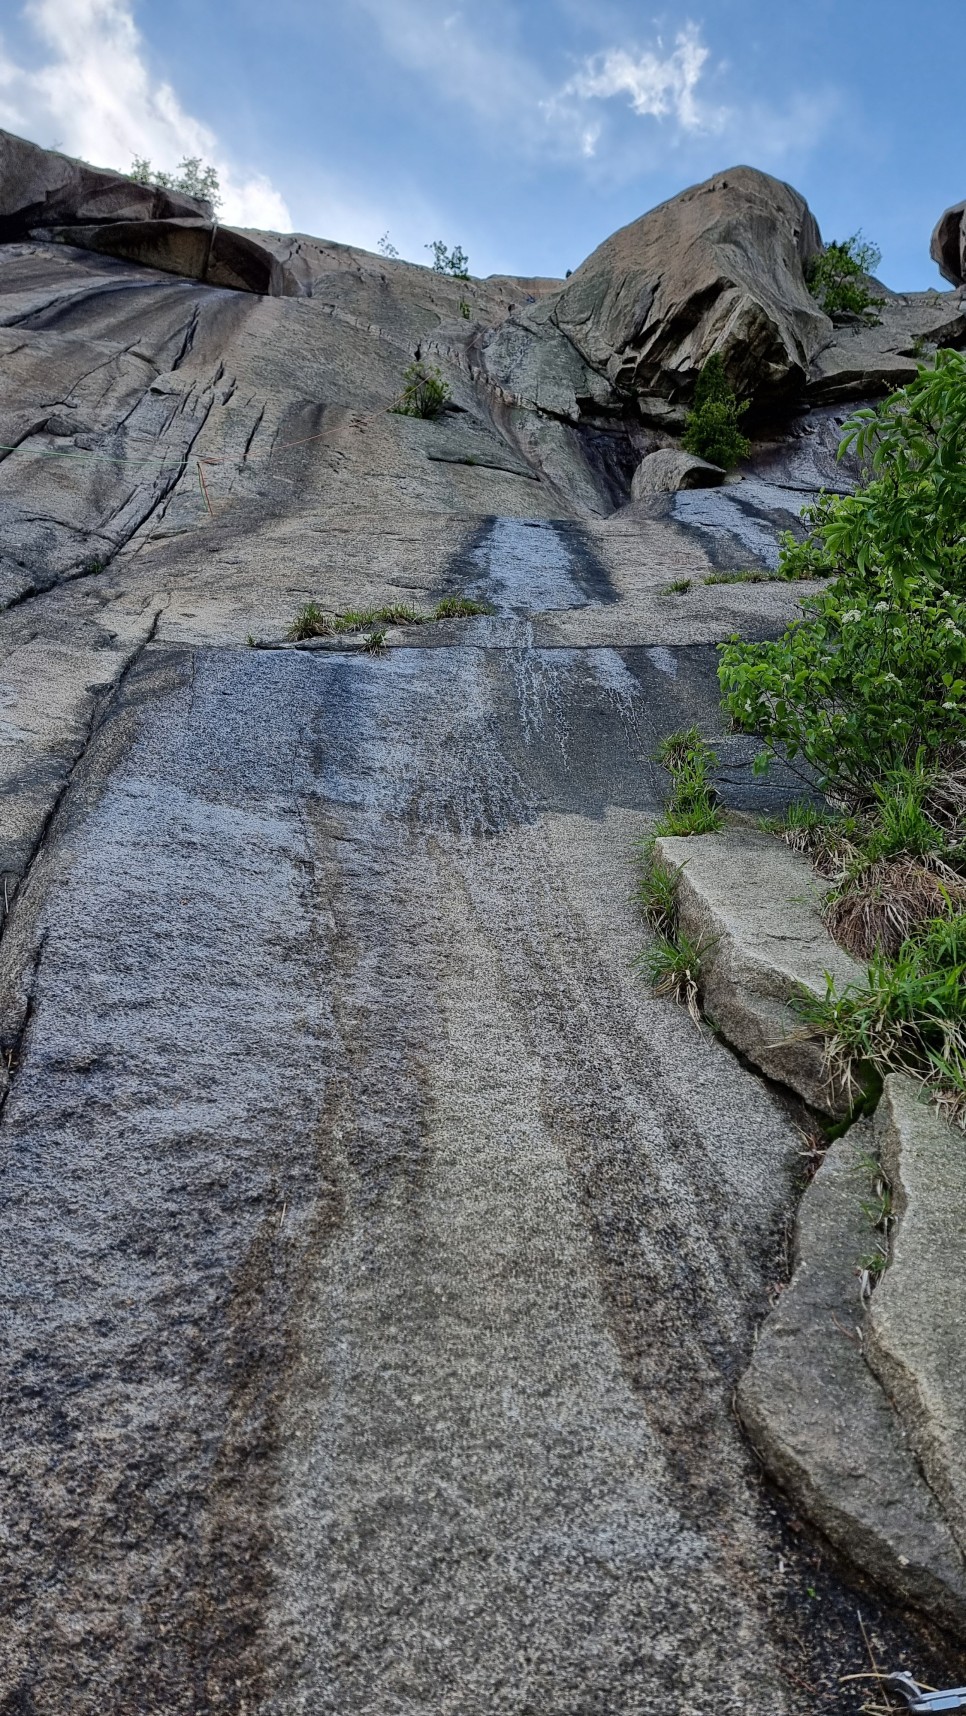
630, 449, 724, 494
0, 128, 210, 237
932, 198, 966, 286
553, 166, 829, 406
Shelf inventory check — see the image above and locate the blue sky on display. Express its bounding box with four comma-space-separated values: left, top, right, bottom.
0, 0, 961, 289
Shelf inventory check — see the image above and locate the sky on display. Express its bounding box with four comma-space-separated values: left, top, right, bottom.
0, 0, 962, 290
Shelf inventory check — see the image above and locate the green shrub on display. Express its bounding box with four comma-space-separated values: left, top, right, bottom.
719, 352, 966, 804
807, 232, 885, 324
426, 241, 470, 278
391, 361, 451, 419
130, 154, 221, 209
682, 355, 751, 469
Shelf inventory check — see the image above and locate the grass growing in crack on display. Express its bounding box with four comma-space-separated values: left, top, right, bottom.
638, 932, 706, 1024
637, 856, 679, 937
855, 1153, 894, 1292
363, 628, 387, 654
432, 595, 491, 619
797, 912, 966, 1126
635, 729, 724, 1023
287, 595, 493, 641
653, 726, 724, 839
662, 578, 692, 595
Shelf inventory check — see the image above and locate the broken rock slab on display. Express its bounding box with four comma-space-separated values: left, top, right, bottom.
866, 1075, 966, 1563
652, 830, 865, 1115
738, 1120, 966, 1638
630, 449, 725, 496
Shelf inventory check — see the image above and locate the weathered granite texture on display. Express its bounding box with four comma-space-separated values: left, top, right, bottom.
3, 133, 966, 1711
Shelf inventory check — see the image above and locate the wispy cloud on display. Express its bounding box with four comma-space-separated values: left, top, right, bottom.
555, 24, 726, 140
0, 0, 292, 229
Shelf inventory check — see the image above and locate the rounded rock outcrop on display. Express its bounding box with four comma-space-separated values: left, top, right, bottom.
553, 165, 829, 406
931, 198, 966, 286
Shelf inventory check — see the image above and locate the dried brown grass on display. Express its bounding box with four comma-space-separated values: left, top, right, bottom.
824, 855, 966, 959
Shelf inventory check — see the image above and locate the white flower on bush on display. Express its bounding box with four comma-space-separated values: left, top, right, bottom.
841, 609, 862, 623
874, 601, 890, 612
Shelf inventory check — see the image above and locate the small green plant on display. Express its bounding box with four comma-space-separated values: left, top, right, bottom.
432, 595, 492, 619
637, 853, 680, 937
797, 911, 966, 1122
289, 601, 329, 641
806, 232, 885, 324
663, 578, 692, 595
363, 628, 387, 654
653, 726, 724, 839
130, 154, 221, 209
682, 354, 751, 470
80, 554, 105, 575
390, 361, 451, 419
426, 240, 470, 278
638, 932, 708, 1025
377, 231, 400, 259
288, 595, 491, 642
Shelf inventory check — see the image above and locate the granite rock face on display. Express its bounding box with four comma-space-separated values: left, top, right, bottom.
738, 1119, 966, 1639
0, 127, 211, 235
553, 166, 828, 404
4, 131, 966, 1711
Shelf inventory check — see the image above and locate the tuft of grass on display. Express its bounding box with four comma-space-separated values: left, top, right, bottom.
638, 932, 708, 1025
662, 578, 692, 595
653, 726, 724, 839
637, 852, 680, 937
704, 570, 770, 586
855, 1153, 894, 1293
363, 628, 388, 654
288, 595, 493, 641
432, 595, 493, 620
288, 600, 329, 641
825, 856, 966, 960
797, 911, 966, 1124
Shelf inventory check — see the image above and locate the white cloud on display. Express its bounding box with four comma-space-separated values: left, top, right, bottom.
0, 0, 293, 229
549, 22, 727, 147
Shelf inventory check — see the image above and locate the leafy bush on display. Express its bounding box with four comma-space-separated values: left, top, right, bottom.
426, 240, 470, 278
390, 361, 450, 419
806, 232, 885, 324
130, 155, 221, 209
682, 355, 751, 469
719, 351, 966, 804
